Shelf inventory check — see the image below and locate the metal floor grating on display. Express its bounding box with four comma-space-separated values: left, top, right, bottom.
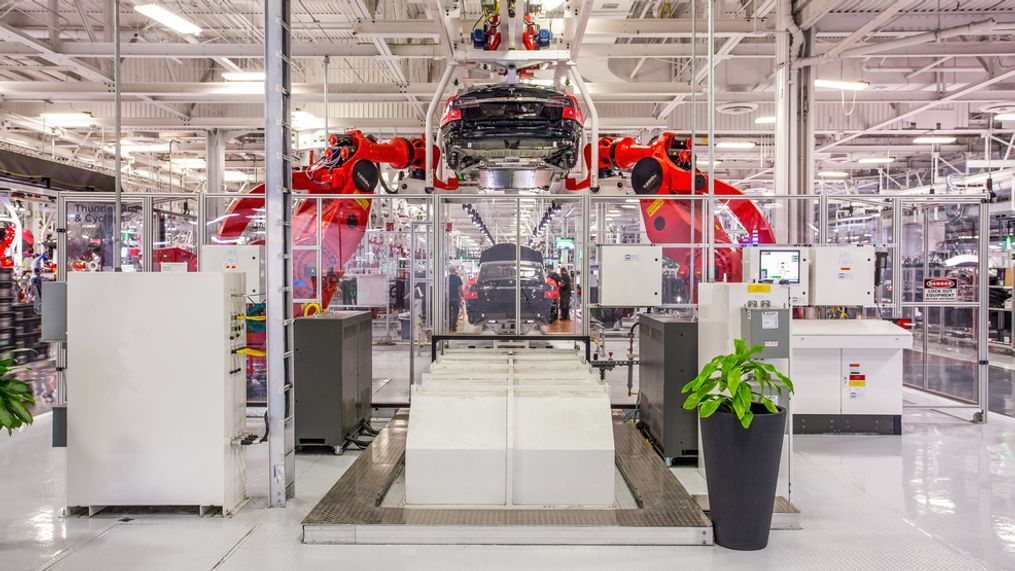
302, 410, 713, 544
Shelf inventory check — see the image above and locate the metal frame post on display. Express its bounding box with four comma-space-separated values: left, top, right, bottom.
264, 0, 295, 507
705, 0, 715, 280
568, 64, 599, 192
112, 0, 122, 270
978, 198, 990, 422
424, 63, 458, 192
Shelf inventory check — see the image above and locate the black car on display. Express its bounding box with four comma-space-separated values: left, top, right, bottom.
439, 84, 585, 173
464, 244, 559, 325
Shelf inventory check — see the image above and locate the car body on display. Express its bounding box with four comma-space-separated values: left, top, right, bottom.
439, 84, 584, 173
464, 244, 559, 325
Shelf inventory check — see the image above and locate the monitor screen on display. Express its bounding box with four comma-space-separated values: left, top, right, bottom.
758, 250, 800, 284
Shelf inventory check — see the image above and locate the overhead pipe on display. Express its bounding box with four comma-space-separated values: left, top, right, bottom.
424, 62, 458, 192
795, 19, 997, 68
568, 64, 599, 192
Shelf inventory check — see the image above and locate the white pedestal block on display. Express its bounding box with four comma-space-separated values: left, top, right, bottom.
512, 391, 615, 506
405, 390, 507, 505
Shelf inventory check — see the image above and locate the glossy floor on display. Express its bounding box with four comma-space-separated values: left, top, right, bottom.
2, 403, 1013, 570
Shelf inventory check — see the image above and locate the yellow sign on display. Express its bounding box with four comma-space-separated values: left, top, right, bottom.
848, 380, 866, 387
747, 284, 771, 294
646, 199, 664, 217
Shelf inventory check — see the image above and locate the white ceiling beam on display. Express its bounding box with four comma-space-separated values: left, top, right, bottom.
0, 81, 698, 102
351, 18, 768, 39
823, 0, 918, 58
818, 67, 1015, 152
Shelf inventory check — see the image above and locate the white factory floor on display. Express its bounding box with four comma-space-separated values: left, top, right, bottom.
3, 404, 1014, 570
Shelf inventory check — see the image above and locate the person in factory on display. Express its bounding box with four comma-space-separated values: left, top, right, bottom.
447, 265, 463, 332
558, 267, 572, 321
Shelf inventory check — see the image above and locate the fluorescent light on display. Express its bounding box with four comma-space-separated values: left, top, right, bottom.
134, 4, 202, 36
858, 157, 895, 164
913, 135, 956, 144
994, 113, 1015, 121
222, 71, 265, 82
292, 111, 324, 131
697, 159, 722, 167
40, 112, 94, 127
170, 157, 206, 169
217, 82, 263, 95
224, 170, 250, 182
814, 78, 870, 91
754, 116, 777, 125
715, 141, 756, 149
121, 139, 171, 153
541, 0, 567, 11
818, 170, 849, 178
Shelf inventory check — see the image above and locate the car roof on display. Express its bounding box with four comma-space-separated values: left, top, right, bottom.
479, 243, 544, 264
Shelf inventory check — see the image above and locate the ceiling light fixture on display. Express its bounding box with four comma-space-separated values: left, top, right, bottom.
858, 157, 895, 164
224, 170, 251, 182
697, 159, 722, 167
913, 135, 956, 144
39, 112, 95, 127
993, 112, 1015, 121
818, 170, 849, 178
754, 116, 777, 125
134, 4, 203, 36
715, 141, 756, 149
222, 71, 265, 82
814, 78, 870, 91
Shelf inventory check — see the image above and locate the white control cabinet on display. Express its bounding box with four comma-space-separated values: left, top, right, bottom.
742, 247, 811, 306
810, 246, 876, 307
66, 272, 248, 514
201, 245, 264, 297
791, 319, 912, 417
598, 245, 662, 306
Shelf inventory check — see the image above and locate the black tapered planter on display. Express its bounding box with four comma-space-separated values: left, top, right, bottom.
700, 402, 786, 550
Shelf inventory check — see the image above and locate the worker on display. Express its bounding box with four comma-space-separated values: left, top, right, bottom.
29, 267, 45, 314
558, 267, 572, 321
448, 265, 463, 332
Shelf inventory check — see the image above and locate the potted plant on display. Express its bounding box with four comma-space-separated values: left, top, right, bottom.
682, 338, 794, 550
0, 355, 34, 435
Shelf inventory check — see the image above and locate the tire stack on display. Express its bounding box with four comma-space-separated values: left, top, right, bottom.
0, 268, 16, 357
12, 300, 44, 364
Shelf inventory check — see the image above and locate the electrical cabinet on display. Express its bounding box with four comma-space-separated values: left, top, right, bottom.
791, 319, 911, 434
294, 311, 373, 450
810, 246, 876, 307
638, 315, 699, 462
66, 272, 248, 514
201, 245, 265, 297
598, 245, 662, 306
743, 247, 810, 306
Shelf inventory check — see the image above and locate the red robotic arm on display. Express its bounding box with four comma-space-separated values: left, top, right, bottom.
216, 130, 456, 309
567, 133, 775, 282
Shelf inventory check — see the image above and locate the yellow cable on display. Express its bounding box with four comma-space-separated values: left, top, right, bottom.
236, 348, 266, 357
236, 315, 266, 321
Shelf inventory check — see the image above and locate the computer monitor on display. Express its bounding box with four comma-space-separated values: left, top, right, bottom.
758, 249, 801, 284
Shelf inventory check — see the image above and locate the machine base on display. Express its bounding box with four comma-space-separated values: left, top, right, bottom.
302, 410, 714, 545
793, 414, 902, 435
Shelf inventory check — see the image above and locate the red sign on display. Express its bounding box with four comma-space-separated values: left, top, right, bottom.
923, 278, 958, 302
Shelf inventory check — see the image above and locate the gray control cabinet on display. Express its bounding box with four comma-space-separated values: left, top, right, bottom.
639, 315, 699, 462
740, 307, 790, 359
294, 311, 373, 449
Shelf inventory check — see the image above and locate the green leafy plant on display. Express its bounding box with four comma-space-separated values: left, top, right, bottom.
0, 356, 34, 435
681, 339, 794, 429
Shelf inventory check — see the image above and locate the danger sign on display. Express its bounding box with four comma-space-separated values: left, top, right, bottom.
924, 278, 958, 302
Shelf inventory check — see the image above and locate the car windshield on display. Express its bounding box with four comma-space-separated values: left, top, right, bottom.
479, 261, 544, 283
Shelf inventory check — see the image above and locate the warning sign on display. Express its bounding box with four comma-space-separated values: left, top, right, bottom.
923, 278, 958, 302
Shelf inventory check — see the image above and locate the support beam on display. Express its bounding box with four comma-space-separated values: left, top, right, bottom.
819, 67, 1015, 152
264, 0, 295, 509
823, 0, 916, 58
206, 130, 226, 194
